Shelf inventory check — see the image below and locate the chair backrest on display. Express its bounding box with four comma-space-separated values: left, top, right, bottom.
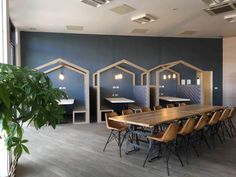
194, 115, 209, 131
105, 112, 118, 129
179, 102, 187, 107
208, 111, 221, 125
166, 104, 175, 108
141, 107, 151, 112
219, 108, 231, 121
229, 107, 236, 119
122, 109, 133, 115
178, 118, 196, 135
154, 105, 162, 110
162, 123, 179, 143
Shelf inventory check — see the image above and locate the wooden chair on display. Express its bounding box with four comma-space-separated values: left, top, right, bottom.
178, 118, 199, 164
218, 108, 231, 142
179, 102, 187, 107
143, 123, 183, 176
227, 107, 236, 136
154, 105, 162, 111
166, 104, 175, 108
122, 109, 133, 115
103, 112, 128, 157
141, 107, 151, 112
194, 115, 211, 150
207, 111, 223, 146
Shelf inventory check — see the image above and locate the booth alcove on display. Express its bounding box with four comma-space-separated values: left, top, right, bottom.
93, 59, 149, 123
35, 58, 90, 124
141, 60, 213, 108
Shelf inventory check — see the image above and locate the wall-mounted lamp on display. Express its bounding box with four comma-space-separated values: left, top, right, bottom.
163, 74, 167, 80
58, 71, 65, 80
197, 77, 200, 85
172, 74, 176, 79
168, 74, 171, 79
115, 73, 123, 80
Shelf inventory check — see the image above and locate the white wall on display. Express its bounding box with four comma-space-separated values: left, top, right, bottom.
223, 36, 236, 106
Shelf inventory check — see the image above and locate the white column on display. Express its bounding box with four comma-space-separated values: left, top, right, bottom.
15, 28, 21, 66
0, 0, 11, 176
0, 0, 10, 64
0, 0, 3, 63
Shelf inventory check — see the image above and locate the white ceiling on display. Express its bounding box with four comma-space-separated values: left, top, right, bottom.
9, 0, 236, 38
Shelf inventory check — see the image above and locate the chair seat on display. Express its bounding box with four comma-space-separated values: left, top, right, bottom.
108, 124, 128, 132
147, 132, 164, 142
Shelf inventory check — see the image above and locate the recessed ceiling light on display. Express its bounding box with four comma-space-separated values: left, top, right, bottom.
131, 29, 149, 34
131, 14, 157, 24
29, 27, 37, 31
110, 4, 136, 15
80, 0, 112, 7
66, 25, 84, 31
224, 13, 236, 23
180, 30, 198, 35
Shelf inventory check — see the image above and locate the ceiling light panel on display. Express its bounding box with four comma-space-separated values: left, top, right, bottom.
131, 29, 149, 34
110, 4, 136, 15
80, 0, 112, 7
131, 14, 157, 24
66, 25, 84, 31
180, 30, 198, 35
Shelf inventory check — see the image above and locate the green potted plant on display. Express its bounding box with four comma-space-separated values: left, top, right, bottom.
0, 64, 67, 177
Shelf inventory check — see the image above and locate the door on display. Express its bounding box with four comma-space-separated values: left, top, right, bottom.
200, 71, 213, 105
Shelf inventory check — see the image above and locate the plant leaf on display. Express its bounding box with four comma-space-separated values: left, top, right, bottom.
22, 144, 30, 154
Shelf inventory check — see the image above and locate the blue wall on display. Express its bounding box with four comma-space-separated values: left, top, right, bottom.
21, 32, 223, 120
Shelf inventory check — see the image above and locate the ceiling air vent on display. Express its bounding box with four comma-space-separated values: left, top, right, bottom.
202, 0, 236, 15
80, 0, 112, 7
224, 13, 236, 22
202, 0, 230, 7
110, 4, 136, 15
131, 14, 157, 24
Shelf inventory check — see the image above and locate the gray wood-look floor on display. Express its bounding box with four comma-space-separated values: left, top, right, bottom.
17, 123, 236, 177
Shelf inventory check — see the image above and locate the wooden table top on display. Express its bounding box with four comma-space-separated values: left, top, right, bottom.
58, 99, 75, 105
109, 104, 224, 128
105, 97, 135, 104
159, 96, 191, 102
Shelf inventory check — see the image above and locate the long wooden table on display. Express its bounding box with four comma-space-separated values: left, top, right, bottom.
109, 104, 224, 128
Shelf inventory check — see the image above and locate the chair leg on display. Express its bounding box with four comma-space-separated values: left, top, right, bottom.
103, 130, 113, 152
210, 126, 216, 148
118, 131, 121, 157
143, 140, 154, 167
227, 119, 234, 137
223, 121, 232, 138
230, 119, 236, 133
191, 140, 200, 157
121, 131, 127, 146
201, 130, 211, 150
229, 119, 236, 136
174, 143, 184, 167
216, 125, 223, 144
220, 122, 226, 143
184, 136, 189, 164
165, 143, 172, 176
